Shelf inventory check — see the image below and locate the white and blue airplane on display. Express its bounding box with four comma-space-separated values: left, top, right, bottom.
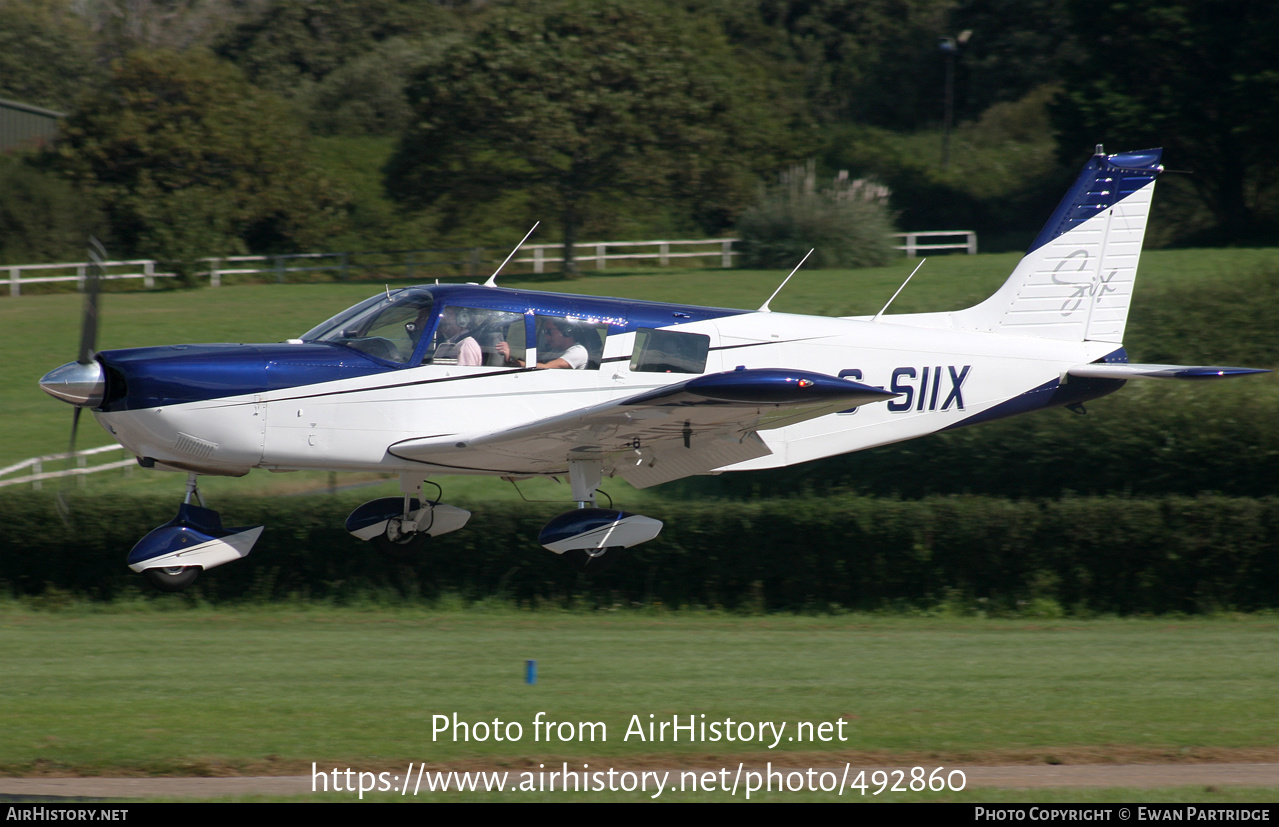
39, 146, 1266, 591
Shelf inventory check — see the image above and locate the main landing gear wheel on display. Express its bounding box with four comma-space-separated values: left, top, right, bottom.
563, 546, 622, 572
371, 518, 429, 559
143, 566, 201, 593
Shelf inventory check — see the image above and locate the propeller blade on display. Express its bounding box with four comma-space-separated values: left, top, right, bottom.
69, 406, 82, 456
77, 236, 106, 365
56, 407, 84, 525
59, 236, 107, 526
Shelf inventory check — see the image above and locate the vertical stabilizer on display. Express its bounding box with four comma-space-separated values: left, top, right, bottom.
955, 147, 1163, 343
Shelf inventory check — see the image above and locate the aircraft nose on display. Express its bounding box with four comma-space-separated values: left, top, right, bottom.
40, 360, 106, 407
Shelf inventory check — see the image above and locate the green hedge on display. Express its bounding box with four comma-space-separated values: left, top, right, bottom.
2, 491, 1276, 614
663, 378, 1279, 501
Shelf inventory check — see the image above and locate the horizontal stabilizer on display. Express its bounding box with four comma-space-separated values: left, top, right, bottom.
1067, 363, 1270, 380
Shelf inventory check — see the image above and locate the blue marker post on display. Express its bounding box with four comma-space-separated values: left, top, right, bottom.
526, 659, 537, 685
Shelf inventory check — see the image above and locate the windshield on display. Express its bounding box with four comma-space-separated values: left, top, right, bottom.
299, 287, 435, 364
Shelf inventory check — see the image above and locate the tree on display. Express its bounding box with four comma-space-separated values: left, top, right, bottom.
301, 34, 464, 137
0, 156, 104, 264
51, 49, 349, 272
0, 1, 104, 110
1051, 0, 1279, 242
948, 0, 1082, 116
384, 0, 796, 272
215, 0, 457, 98
749, 0, 956, 129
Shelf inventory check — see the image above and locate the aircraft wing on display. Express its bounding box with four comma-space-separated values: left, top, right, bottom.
389, 368, 897, 488
1067, 363, 1270, 380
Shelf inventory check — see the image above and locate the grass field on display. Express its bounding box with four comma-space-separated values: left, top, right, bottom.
2, 604, 1277, 801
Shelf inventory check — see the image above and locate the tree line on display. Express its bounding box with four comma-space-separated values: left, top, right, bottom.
1, 0, 1275, 270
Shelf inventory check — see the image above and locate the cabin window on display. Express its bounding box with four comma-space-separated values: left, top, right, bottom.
532, 314, 607, 370
629, 328, 710, 374
425, 306, 525, 368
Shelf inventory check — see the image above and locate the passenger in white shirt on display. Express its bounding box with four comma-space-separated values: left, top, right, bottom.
498, 319, 588, 369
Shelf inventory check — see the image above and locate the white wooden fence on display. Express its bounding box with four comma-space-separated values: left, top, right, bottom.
2, 232, 977, 295
893, 231, 977, 256
517, 238, 739, 273
6, 259, 165, 296
0, 444, 132, 489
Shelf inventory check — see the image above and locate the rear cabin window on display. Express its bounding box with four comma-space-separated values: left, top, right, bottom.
629, 328, 710, 374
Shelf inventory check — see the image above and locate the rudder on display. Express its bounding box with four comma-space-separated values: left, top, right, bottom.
956, 146, 1163, 343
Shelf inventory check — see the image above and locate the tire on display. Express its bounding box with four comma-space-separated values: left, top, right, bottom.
562, 546, 621, 572
143, 566, 200, 592
371, 519, 428, 559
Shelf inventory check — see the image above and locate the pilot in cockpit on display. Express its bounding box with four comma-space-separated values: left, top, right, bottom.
498, 318, 590, 369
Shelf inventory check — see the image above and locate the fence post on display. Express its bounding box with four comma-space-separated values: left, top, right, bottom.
721, 240, 733, 268
596, 243, 606, 271
76, 263, 86, 291
274, 255, 285, 283
660, 242, 669, 267
966, 232, 978, 255
8, 266, 18, 297
905, 233, 918, 257
143, 260, 155, 289
341, 252, 350, 280
534, 247, 544, 274
209, 258, 221, 288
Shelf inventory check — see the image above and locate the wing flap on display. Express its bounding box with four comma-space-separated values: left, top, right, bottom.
388, 368, 897, 482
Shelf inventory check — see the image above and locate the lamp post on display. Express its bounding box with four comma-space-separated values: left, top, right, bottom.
938, 29, 972, 170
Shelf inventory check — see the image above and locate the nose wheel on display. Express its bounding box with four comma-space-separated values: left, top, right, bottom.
128, 474, 263, 592
143, 565, 201, 592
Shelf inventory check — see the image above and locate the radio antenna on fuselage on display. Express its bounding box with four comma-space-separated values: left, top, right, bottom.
873, 258, 926, 322
484, 222, 540, 288
758, 249, 814, 313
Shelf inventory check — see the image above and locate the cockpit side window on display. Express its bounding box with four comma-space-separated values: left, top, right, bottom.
300, 288, 433, 364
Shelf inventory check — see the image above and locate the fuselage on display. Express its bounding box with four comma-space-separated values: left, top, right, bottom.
86, 283, 1125, 479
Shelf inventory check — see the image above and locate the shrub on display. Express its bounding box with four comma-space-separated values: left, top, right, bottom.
735, 161, 896, 269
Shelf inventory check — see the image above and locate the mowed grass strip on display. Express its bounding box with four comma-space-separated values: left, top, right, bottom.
1, 607, 1276, 776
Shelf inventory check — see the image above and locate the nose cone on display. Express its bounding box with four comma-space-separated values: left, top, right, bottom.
40, 360, 106, 407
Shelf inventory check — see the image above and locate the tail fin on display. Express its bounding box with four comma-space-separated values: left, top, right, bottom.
956, 146, 1163, 343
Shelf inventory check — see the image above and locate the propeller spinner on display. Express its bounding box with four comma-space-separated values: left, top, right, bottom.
39, 237, 108, 461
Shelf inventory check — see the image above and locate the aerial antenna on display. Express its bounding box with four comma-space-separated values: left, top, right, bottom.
758, 249, 814, 312
484, 221, 540, 288
873, 258, 926, 322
